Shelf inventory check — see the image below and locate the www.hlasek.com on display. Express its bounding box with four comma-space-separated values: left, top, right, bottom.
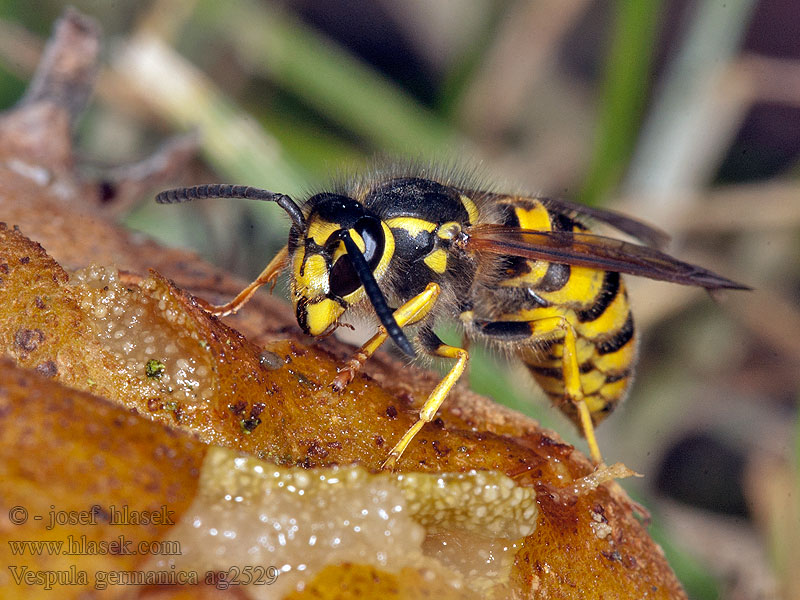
8, 535, 181, 557
7, 565, 280, 590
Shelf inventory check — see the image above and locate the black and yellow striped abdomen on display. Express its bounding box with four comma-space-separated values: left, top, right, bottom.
490, 196, 637, 427
518, 269, 636, 427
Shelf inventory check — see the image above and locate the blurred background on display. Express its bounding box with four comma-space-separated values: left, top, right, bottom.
0, 1, 797, 598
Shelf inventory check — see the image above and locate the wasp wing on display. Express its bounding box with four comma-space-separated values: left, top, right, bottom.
463, 189, 671, 248
539, 197, 671, 249
466, 224, 750, 290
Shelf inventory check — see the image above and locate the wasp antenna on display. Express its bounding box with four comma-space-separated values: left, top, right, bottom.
338, 230, 416, 358
155, 184, 305, 230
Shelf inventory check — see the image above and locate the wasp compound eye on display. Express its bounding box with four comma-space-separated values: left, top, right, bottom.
329, 217, 385, 299
335, 229, 415, 358
329, 255, 359, 298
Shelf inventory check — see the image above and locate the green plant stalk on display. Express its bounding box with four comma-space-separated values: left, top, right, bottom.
622, 0, 758, 199
578, 0, 662, 206
114, 33, 316, 253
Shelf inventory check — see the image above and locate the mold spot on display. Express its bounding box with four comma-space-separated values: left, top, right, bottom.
240, 417, 262, 434
15, 328, 45, 353
258, 349, 283, 370
227, 400, 246, 415
35, 360, 58, 377
145, 359, 166, 378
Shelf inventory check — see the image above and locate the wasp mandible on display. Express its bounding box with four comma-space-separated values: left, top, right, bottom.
157, 173, 749, 468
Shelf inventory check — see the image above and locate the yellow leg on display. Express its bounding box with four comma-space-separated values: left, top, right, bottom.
475, 314, 605, 465
525, 316, 604, 465
331, 282, 441, 391
382, 339, 469, 470
558, 320, 604, 466
195, 246, 288, 316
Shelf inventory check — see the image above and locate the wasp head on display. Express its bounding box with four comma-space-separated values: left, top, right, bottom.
289, 193, 397, 341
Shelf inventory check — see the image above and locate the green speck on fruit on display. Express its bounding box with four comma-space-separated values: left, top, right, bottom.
240, 417, 262, 434
145, 359, 166, 378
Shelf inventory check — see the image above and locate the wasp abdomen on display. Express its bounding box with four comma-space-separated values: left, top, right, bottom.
478, 196, 638, 427
522, 311, 636, 428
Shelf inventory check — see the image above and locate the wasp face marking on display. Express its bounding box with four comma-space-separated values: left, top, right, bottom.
290, 193, 395, 336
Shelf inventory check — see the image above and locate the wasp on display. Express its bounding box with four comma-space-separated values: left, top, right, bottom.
157, 172, 748, 468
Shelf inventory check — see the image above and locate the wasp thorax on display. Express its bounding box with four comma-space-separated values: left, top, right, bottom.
290, 194, 395, 336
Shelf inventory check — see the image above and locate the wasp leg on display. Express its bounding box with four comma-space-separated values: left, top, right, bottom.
382, 327, 469, 470
195, 245, 289, 316
331, 282, 441, 392
474, 316, 604, 466
456, 334, 472, 388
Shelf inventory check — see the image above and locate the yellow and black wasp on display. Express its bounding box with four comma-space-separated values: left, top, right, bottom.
157, 171, 749, 468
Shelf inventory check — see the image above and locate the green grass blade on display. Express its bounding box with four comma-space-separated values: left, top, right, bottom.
578, 0, 663, 206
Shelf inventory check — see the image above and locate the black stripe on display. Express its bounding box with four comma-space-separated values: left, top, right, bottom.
604, 370, 631, 383
476, 320, 533, 341
577, 271, 620, 322
528, 360, 594, 380
500, 203, 521, 228
501, 256, 532, 279
535, 262, 570, 292
548, 210, 576, 232
527, 364, 560, 379
597, 313, 634, 355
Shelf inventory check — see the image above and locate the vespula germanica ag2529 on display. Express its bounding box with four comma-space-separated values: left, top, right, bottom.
157, 169, 749, 468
